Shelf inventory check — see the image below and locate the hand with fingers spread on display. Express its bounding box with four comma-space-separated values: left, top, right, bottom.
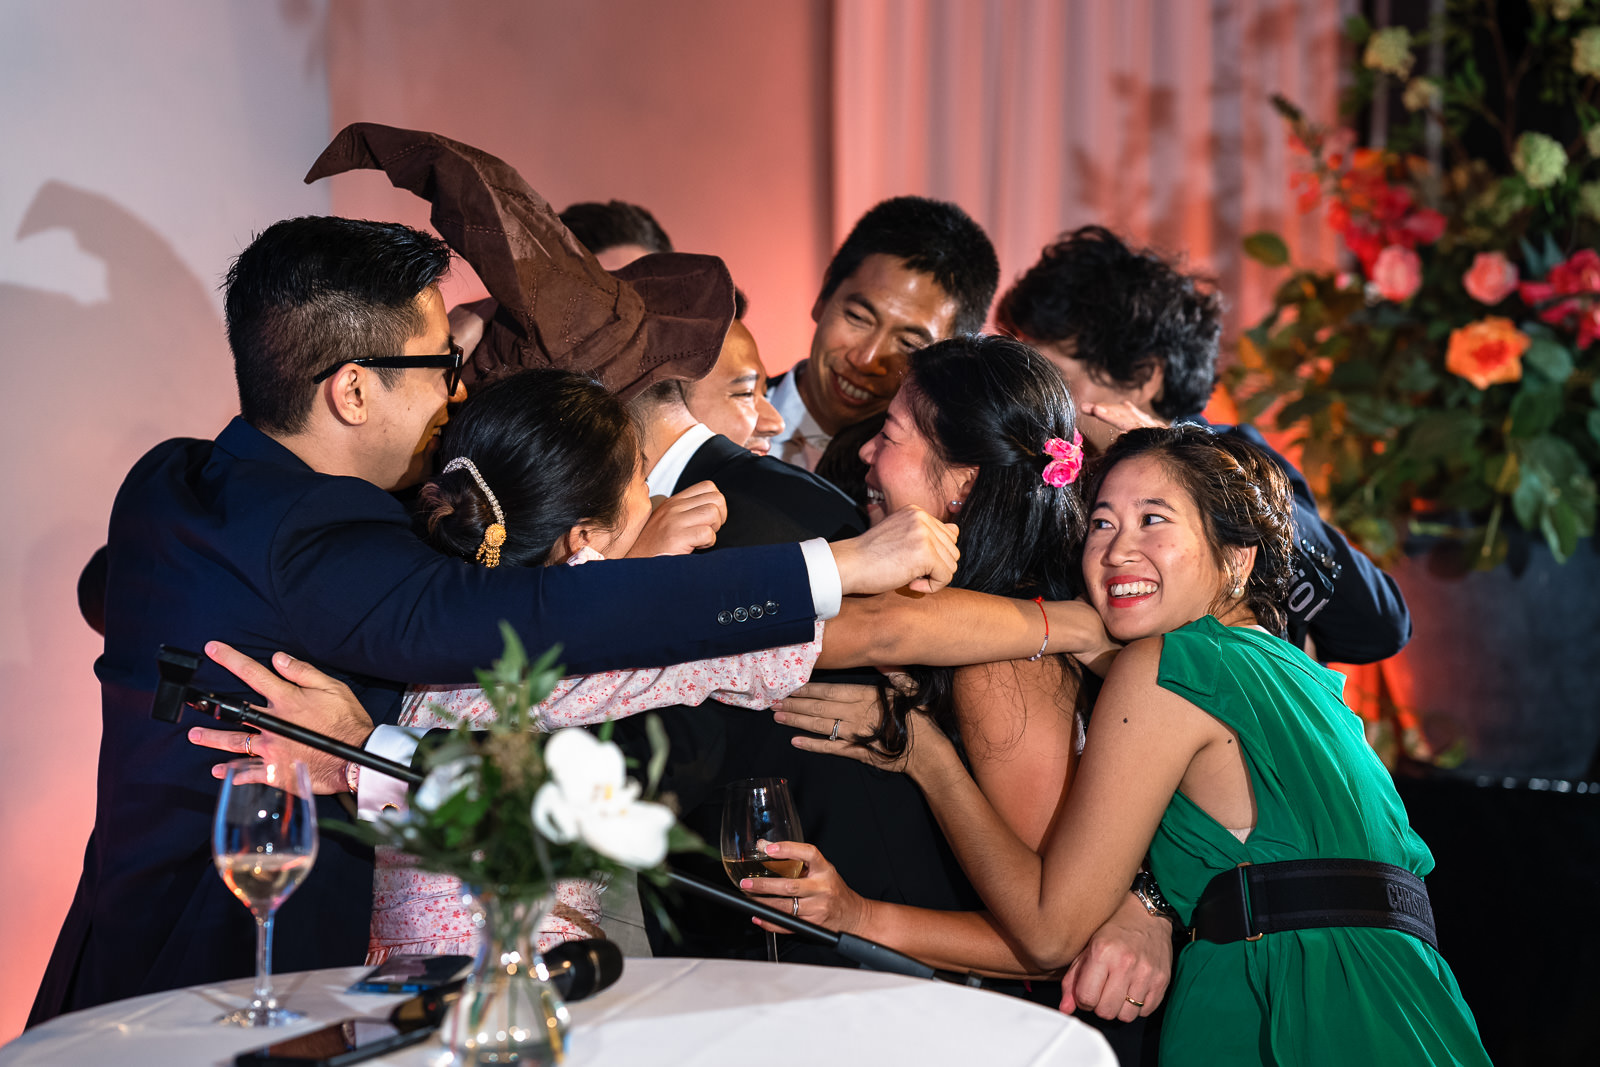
186, 641, 374, 795
829, 505, 960, 596
740, 840, 871, 936
1059, 891, 1173, 1021
626, 479, 727, 557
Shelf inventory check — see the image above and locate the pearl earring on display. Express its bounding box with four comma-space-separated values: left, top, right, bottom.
1231, 582, 1244, 598
948, 499, 964, 511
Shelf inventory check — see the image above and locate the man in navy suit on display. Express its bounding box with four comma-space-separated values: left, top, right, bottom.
29, 215, 959, 1024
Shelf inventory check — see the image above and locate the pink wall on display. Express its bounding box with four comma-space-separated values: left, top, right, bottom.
0, 1, 830, 1043
322, 0, 833, 374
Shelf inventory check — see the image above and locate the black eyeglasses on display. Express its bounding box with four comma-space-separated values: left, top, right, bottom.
311, 343, 465, 396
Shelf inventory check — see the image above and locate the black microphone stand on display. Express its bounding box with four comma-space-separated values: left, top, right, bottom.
152, 646, 983, 988
154, 645, 422, 786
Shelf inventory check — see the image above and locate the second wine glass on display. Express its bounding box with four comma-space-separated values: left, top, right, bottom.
721, 776, 804, 962
212, 756, 318, 1027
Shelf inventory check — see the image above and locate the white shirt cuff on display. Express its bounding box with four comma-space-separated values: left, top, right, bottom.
356, 725, 427, 821
799, 537, 842, 620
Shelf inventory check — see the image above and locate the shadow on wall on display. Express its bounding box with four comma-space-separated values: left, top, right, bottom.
0, 181, 236, 1042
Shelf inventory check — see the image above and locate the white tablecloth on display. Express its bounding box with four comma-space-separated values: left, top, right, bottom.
1, 959, 1115, 1066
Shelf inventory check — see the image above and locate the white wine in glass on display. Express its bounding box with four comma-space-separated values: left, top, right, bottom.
212, 757, 318, 1027
721, 777, 804, 962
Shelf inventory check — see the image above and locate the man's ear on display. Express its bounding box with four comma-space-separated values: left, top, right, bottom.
810, 291, 827, 324
1135, 360, 1166, 412
325, 366, 371, 427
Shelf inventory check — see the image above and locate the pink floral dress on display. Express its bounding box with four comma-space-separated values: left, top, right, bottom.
367, 548, 824, 963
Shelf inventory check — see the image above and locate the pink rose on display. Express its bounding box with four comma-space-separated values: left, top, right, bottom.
1041, 432, 1084, 487
1371, 245, 1422, 302
1462, 251, 1519, 305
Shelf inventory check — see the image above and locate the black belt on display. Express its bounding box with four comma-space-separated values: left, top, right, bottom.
1188, 858, 1438, 950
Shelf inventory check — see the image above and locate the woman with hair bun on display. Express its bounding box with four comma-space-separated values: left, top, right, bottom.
771, 425, 1489, 1065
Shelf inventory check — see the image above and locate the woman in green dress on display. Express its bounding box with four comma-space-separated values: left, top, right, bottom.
760, 425, 1489, 1065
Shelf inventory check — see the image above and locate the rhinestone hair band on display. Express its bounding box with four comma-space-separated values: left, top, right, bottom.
442, 456, 507, 568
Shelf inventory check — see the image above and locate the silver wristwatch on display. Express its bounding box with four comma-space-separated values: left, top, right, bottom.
1131, 870, 1183, 929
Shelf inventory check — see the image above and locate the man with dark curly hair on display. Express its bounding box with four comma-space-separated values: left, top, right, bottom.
998, 225, 1411, 665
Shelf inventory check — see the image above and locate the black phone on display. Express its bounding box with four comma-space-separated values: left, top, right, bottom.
346, 953, 474, 994
233, 1017, 433, 1067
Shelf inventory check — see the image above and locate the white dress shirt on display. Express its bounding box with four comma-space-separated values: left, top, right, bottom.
765, 361, 830, 473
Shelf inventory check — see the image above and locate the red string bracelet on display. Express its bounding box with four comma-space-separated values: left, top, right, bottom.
1027, 596, 1051, 661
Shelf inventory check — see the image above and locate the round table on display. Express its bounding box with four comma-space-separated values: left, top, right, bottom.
1, 959, 1115, 1066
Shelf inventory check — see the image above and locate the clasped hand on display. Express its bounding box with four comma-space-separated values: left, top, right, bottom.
773, 677, 940, 774
186, 641, 374, 795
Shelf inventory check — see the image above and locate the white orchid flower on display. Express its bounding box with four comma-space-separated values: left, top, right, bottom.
531, 729, 676, 869
413, 754, 482, 813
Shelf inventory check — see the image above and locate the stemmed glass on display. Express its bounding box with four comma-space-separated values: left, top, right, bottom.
212, 757, 318, 1026
721, 777, 804, 963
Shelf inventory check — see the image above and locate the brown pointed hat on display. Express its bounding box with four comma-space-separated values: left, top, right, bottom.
304, 122, 731, 399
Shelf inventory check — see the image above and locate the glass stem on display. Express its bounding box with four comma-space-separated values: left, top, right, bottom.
765, 929, 779, 963
254, 912, 276, 1011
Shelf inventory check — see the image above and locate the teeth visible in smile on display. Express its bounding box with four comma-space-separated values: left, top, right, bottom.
866, 488, 885, 505
1110, 581, 1157, 597
838, 379, 872, 402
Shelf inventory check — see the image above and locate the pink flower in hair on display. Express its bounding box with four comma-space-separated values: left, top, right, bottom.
1041, 432, 1084, 487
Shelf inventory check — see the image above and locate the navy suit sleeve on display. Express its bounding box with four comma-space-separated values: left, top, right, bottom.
271, 477, 817, 682
1223, 425, 1412, 663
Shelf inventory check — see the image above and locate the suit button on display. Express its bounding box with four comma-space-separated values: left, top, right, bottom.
733, 607, 749, 622
749, 604, 764, 619
717, 610, 733, 625
765, 600, 780, 616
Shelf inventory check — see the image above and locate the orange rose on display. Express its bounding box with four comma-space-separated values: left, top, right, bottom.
1445, 317, 1530, 389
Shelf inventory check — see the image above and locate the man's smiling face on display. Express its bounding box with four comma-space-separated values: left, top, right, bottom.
799, 253, 958, 435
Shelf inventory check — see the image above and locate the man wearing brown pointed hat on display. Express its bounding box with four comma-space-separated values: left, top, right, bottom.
30, 122, 963, 1022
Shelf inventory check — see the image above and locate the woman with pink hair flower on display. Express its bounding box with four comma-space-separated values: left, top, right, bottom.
765, 337, 1178, 1024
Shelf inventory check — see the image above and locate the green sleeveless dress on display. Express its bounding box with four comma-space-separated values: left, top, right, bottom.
1148, 616, 1489, 1066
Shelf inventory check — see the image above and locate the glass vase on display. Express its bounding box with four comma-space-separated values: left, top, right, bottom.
442, 887, 570, 1065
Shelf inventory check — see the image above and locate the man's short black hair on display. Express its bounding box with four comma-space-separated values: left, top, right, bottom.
224, 216, 453, 435
996, 225, 1223, 421
818, 196, 998, 336
559, 200, 674, 258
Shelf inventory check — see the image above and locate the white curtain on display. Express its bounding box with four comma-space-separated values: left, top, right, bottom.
832, 0, 1351, 334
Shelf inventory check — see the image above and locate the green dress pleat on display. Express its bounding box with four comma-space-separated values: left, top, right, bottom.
1147, 616, 1490, 1066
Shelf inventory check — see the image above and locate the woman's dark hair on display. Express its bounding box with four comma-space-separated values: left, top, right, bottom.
1077, 425, 1296, 634
417, 369, 640, 568
995, 226, 1222, 421
868, 334, 1087, 758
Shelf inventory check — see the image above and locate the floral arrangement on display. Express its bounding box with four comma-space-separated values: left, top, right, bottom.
1235, 4, 1600, 569
354, 624, 692, 899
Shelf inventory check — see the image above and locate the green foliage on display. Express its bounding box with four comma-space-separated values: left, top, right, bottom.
332, 624, 699, 896
1236, 7, 1600, 571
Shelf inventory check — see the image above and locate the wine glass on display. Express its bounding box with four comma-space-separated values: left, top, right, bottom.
212, 756, 318, 1026
721, 777, 804, 962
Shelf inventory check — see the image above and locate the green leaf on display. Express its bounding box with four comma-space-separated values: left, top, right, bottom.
1509, 383, 1563, 438
1589, 408, 1600, 445
1512, 470, 1545, 531
1243, 232, 1290, 267
1523, 336, 1575, 383
1541, 502, 1580, 562
1408, 410, 1483, 462
1343, 13, 1372, 45
644, 713, 670, 797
